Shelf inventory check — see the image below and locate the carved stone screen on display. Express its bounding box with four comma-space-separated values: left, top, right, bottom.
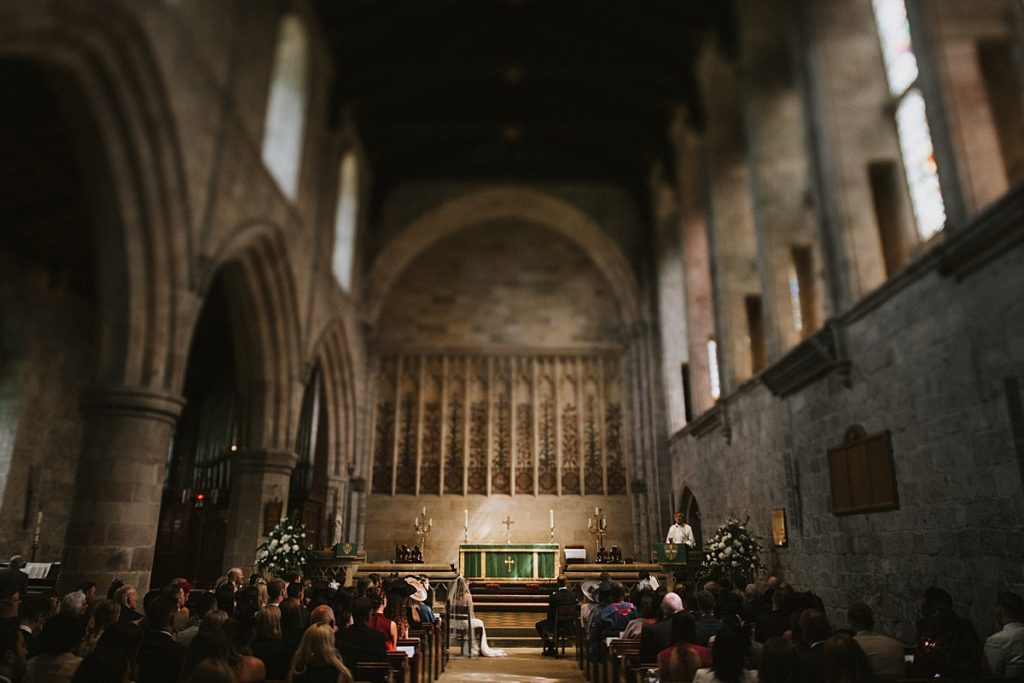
371, 352, 628, 496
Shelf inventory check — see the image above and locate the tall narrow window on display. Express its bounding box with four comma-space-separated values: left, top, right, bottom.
680, 363, 694, 423
707, 339, 721, 401
872, 0, 946, 240
869, 161, 909, 276
790, 246, 816, 335
977, 39, 1024, 186
331, 151, 359, 290
261, 16, 309, 201
745, 295, 767, 374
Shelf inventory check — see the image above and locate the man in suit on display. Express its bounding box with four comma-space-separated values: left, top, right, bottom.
337, 597, 387, 683
798, 609, 832, 683
17, 594, 48, 659
0, 617, 26, 683
849, 602, 906, 680
639, 592, 684, 663
536, 576, 577, 656
136, 597, 185, 683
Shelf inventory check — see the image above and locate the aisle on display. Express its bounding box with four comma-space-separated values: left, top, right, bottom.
442, 647, 586, 683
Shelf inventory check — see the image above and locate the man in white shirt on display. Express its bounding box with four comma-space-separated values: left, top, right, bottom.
849, 602, 906, 680
665, 512, 695, 548
985, 591, 1024, 678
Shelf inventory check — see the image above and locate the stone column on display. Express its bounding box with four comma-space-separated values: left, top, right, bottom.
221, 449, 298, 573
60, 387, 184, 595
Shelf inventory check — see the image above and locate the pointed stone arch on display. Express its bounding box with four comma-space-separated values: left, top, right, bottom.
678, 485, 703, 550
199, 221, 304, 452
0, 1, 193, 393
366, 186, 641, 327
303, 318, 362, 544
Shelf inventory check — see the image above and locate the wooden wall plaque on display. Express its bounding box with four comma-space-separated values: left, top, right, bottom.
827, 425, 899, 515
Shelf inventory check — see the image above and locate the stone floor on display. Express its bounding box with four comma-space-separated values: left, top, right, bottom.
442, 647, 586, 683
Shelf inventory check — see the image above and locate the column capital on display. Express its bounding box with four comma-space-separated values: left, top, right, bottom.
232, 448, 298, 476
79, 386, 185, 425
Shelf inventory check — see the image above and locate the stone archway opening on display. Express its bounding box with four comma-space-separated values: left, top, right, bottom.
679, 486, 703, 550
153, 274, 237, 587
0, 58, 110, 563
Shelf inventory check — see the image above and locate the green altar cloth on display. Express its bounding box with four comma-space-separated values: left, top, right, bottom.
459, 543, 559, 580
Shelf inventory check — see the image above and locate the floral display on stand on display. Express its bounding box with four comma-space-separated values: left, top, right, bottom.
699, 515, 766, 583
255, 515, 313, 578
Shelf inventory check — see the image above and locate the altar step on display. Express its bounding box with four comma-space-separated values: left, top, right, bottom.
459, 610, 547, 649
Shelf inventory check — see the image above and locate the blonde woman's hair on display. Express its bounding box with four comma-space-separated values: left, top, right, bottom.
256, 604, 283, 640
286, 623, 352, 683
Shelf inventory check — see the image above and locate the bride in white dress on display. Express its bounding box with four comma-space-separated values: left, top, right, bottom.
448, 575, 507, 657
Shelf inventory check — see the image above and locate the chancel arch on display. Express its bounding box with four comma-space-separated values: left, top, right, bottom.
364, 210, 642, 564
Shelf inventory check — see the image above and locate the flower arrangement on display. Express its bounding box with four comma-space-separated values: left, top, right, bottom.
255, 515, 312, 578
699, 516, 766, 581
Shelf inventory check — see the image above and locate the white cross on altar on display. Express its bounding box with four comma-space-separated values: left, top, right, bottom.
502, 515, 514, 543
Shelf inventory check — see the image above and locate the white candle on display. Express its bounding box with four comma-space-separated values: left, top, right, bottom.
549, 509, 554, 527
428, 518, 432, 527
415, 516, 419, 527
595, 507, 599, 516
33, 510, 42, 546
422, 506, 426, 516
464, 509, 468, 527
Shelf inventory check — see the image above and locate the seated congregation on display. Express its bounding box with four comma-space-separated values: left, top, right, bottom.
0, 560, 440, 683
570, 572, 1024, 683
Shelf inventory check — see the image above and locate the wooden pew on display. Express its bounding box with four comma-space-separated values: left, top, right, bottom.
396, 637, 421, 683
352, 661, 391, 683
385, 650, 409, 683
608, 638, 641, 683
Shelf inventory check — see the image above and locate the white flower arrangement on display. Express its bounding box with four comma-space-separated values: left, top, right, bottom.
699, 516, 766, 581
254, 515, 312, 578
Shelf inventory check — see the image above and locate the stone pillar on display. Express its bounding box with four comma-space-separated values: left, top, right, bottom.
221, 449, 298, 573
60, 387, 184, 595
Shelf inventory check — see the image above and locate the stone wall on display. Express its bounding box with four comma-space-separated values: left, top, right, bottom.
669, 215, 1024, 642
377, 221, 622, 350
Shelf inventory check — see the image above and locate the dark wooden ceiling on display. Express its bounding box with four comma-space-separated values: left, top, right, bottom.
314, 0, 735, 217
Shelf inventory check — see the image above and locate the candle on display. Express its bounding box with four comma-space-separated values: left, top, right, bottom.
549, 509, 554, 527
415, 516, 419, 527
595, 507, 599, 516
464, 509, 468, 527
428, 518, 432, 527
422, 506, 426, 516
33, 510, 42, 546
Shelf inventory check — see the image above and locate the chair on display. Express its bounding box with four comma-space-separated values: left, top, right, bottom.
542, 603, 579, 658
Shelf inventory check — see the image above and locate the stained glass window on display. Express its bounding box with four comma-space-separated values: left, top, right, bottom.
896, 90, 946, 239
707, 339, 721, 400
872, 0, 946, 240
872, 0, 919, 95
788, 272, 803, 333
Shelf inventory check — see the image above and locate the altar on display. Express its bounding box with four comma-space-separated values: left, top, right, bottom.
458, 543, 559, 581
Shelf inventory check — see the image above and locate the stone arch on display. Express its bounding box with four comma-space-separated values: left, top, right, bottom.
198, 221, 304, 452
366, 186, 641, 326
0, 1, 193, 393
306, 319, 359, 480
678, 485, 703, 550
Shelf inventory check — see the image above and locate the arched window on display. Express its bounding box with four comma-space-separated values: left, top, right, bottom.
872, 0, 946, 240
261, 15, 309, 201
331, 151, 359, 290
